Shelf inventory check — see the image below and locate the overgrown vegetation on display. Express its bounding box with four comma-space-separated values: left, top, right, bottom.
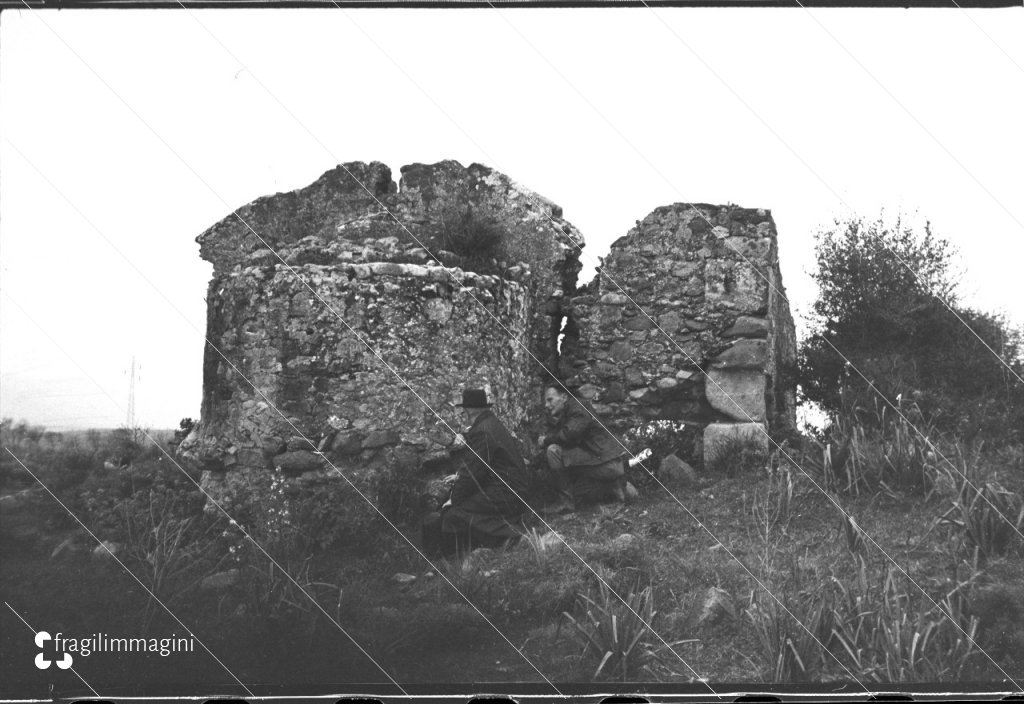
706, 435, 769, 477
2, 204, 1022, 690
435, 204, 506, 274
2, 410, 1022, 688
937, 468, 1024, 560
798, 213, 1024, 445
798, 397, 939, 497
563, 582, 662, 681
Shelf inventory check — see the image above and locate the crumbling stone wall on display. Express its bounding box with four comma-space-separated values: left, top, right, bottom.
198, 243, 532, 493
566, 203, 797, 464
185, 161, 797, 506
187, 161, 581, 501
392, 161, 584, 381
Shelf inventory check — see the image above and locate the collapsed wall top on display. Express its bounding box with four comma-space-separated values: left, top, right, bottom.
197, 160, 584, 378
188, 161, 586, 502
197, 162, 397, 273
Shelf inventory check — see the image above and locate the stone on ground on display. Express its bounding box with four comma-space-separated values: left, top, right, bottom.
660, 453, 697, 487
698, 586, 736, 626
201, 569, 241, 592
92, 541, 122, 560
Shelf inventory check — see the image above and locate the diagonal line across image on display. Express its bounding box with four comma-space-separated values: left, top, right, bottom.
6, 2, 1022, 692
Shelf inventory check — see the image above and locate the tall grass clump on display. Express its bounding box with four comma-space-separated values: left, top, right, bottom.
745, 590, 833, 682
828, 564, 980, 682
803, 398, 939, 497
562, 581, 664, 681
520, 527, 564, 567
745, 558, 982, 683
937, 474, 1024, 560
122, 491, 218, 601
746, 461, 797, 543
924, 442, 1024, 560
706, 435, 769, 477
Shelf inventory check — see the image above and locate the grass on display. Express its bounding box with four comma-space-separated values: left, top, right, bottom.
800, 399, 939, 497
827, 564, 981, 682
745, 461, 797, 542
2, 415, 1023, 691
120, 490, 222, 628
706, 435, 769, 477
746, 589, 832, 683
934, 448, 1024, 560
562, 581, 662, 681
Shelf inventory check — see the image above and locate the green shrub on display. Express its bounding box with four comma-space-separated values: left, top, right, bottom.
172, 417, 196, 445
71, 456, 205, 538
798, 213, 1024, 445
436, 205, 505, 274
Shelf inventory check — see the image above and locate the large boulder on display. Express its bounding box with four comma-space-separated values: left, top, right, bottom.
705, 369, 766, 422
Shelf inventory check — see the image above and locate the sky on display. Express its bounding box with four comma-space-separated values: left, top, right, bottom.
1, 7, 1022, 431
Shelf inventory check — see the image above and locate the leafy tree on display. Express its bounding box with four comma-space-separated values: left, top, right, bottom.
799, 214, 1023, 441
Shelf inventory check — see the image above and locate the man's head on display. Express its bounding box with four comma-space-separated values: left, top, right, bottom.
456, 388, 491, 422
543, 386, 568, 418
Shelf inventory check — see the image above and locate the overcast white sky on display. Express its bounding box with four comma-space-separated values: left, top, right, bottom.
1, 7, 1022, 430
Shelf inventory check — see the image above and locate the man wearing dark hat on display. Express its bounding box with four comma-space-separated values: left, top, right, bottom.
422, 388, 529, 557
539, 385, 629, 514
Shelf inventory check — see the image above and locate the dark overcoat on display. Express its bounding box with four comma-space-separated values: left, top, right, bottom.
442, 409, 528, 538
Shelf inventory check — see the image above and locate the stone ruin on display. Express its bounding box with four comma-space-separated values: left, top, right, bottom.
181, 160, 797, 505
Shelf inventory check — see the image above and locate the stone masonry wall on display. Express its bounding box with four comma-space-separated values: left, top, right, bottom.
187, 161, 579, 502
374, 161, 584, 386
195, 241, 532, 498
184, 161, 797, 505
567, 203, 797, 465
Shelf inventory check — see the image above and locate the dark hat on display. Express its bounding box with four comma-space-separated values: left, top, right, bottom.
456, 389, 492, 408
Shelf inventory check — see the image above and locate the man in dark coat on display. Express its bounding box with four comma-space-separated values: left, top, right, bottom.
422, 388, 529, 557
539, 385, 627, 513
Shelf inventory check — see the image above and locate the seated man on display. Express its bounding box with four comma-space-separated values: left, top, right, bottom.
422, 388, 529, 558
539, 385, 627, 513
